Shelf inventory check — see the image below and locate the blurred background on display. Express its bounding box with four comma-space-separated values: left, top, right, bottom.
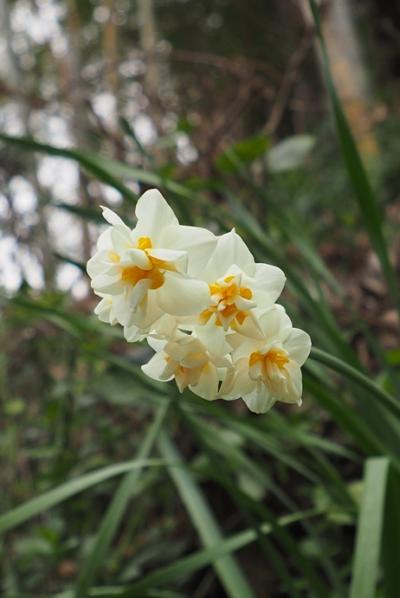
1, 1, 400, 596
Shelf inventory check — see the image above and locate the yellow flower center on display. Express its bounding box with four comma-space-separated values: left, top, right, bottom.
249, 348, 289, 375
120, 236, 175, 290
200, 275, 253, 328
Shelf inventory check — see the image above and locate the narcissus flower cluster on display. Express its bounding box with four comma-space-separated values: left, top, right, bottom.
87, 189, 311, 413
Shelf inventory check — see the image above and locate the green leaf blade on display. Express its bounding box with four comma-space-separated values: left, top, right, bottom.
0, 459, 167, 536
350, 457, 389, 598
158, 430, 255, 598
75, 402, 170, 598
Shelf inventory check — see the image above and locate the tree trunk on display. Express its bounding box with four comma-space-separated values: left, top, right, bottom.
137, 0, 162, 132
300, 0, 378, 158
67, 0, 92, 264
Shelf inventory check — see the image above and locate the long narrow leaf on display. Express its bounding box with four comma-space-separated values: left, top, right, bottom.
382, 468, 400, 598
158, 430, 254, 598
350, 457, 389, 598
0, 133, 137, 202
310, 347, 400, 419
303, 373, 384, 455
0, 459, 168, 535
75, 402, 170, 598
179, 408, 329, 596
0, 133, 198, 203
114, 509, 322, 596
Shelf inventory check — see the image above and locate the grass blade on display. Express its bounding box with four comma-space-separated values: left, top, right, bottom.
350, 457, 389, 598
158, 430, 254, 598
0, 133, 198, 203
179, 409, 329, 596
303, 373, 385, 455
115, 509, 322, 596
0, 459, 167, 535
310, 347, 400, 419
0, 133, 138, 203
75, 402, 170, 598
382, 468, 400, 598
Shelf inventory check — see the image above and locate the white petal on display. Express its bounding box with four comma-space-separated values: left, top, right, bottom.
111, 226, 133, 253
243, 385, 276, 414
147, 336, 168, 352
91, 273, 122, 294
142, 352, 174, 382
112, 291, 131, 326
157, 272, 210, 316
182, 354, 208, 369
194, 323, 232, 363
223, 264, 245, 279
97, 229, 113, 251
120, 249, 152, 269
162, 225, 217, 276
101, 263, 121, 276
87, 253, 107, 278
258, 305, 291, 343
203, 230, 254, 281
253, 263, 286, 303
234, 295, 257, 311
219, 357, 255, 400
191, 363, 219, 401
249, 359, 263, 381
149, 314, 179, 339
164, 336, 197, 363
228, 338, 259, 362
127, 291, 163, 328
284, 329, 311, 366
233, 314, 264, 340
164, 336, 209, 368
101, 206, 126, 227
123, 323, 147, 342
88, 249, 120, 277
278, 361, 303, 404
127, 279, 150, 311
135, 189, 178, 242
94, 296, 113, 324
181, 345, 209, 368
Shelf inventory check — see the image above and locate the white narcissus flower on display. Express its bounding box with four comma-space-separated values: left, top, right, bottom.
179, 230, 286, 349
88, 188, 311, 414
87, 189, 216, 338
142, 332, 231, 401
220, 305, 311, 413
